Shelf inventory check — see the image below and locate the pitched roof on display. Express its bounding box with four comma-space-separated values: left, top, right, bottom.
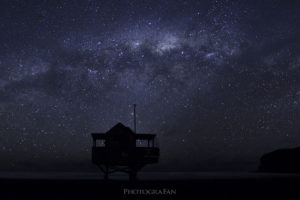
91, 122, 156, 140
106, 122, 135, 136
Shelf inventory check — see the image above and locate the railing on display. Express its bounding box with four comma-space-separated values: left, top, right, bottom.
93, 138, 159, 148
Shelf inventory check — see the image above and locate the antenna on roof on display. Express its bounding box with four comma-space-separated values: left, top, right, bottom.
133, 104, 136, 133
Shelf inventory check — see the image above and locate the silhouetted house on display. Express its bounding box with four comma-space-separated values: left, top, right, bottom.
259, 147, 300, 173
91, 123, 159, 180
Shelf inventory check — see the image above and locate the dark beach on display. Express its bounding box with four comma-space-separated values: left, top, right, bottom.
1, 172, 300, 200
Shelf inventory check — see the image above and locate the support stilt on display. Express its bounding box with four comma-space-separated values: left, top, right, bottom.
104, 165, 109, 181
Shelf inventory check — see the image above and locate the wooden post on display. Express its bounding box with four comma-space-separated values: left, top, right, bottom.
104, 165, 108, 181
133, 104, 136, 133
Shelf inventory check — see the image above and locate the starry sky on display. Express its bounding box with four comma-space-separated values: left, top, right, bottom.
0, 0, 299, 171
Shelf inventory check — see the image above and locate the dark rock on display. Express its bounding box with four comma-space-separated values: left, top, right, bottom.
259, 147, 300, 173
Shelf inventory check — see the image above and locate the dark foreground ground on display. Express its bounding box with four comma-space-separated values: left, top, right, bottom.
1, 173, 300, 200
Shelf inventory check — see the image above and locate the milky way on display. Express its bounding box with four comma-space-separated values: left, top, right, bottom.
0, 0, 299, 171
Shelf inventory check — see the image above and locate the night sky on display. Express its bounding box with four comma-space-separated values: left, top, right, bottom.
0, 0, 299, 171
